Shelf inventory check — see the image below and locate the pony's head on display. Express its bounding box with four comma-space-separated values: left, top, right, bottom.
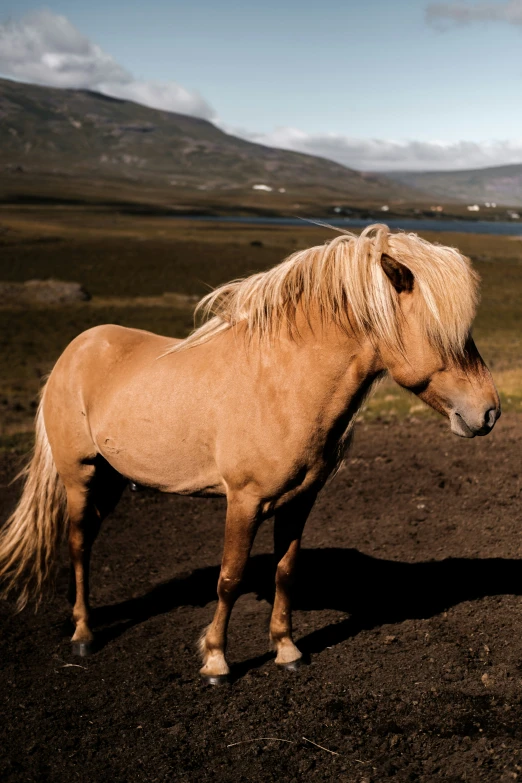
368, 227, 500, 437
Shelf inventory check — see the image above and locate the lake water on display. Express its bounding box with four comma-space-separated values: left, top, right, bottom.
179, 215, 522, 236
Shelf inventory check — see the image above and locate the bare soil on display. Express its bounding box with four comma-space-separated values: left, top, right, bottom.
1, 414, 522, 782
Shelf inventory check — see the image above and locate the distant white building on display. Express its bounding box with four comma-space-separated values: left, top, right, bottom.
381, 205, 389, 212
252, 184, 273, 192
467, 205, 480, 212
508, 211, 520, 220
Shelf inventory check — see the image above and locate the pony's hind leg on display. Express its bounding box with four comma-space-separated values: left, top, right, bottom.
199, 492, 261, 684
66, 457, 126, 656
270, 491, 317, 669
66, 482, 100, 656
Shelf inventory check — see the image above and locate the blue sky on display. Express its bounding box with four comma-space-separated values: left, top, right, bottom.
1, 1, 522, 169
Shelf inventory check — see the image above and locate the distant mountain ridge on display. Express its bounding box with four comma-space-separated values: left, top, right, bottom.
384, 164, 522, 207
0, 78, 421, 202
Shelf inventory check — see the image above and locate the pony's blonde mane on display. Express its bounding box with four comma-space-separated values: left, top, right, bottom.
166, 224, 478, 357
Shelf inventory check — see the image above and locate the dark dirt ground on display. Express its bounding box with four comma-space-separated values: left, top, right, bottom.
1, 414, 522, 783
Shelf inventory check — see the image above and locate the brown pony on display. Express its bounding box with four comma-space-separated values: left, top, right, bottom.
0, 224, 500, 684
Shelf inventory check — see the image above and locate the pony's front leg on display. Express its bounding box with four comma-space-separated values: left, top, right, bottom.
270, 491, 317, 670
199, 493, 260, 685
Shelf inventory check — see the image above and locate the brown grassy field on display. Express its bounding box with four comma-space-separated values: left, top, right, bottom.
0, 204, 521, 443
1, 202, 522, 783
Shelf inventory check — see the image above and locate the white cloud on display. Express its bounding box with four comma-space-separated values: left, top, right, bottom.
227, 125, 522, 171
426, 1, 522, 27
101, 81, 213, 119
0, 10, 215, 119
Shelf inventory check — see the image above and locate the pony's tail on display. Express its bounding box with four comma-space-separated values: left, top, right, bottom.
0, 395, 68, 611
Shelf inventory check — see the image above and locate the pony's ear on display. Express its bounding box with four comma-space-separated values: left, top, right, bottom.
381, 253, 414, 294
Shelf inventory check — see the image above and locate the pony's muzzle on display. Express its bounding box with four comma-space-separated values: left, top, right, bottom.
450, 405, 501, 438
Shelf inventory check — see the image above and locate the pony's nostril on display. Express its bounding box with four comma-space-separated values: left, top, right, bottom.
485, 407, 498, 429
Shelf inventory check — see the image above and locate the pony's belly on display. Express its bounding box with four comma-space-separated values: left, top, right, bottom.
96, 434, 225, 496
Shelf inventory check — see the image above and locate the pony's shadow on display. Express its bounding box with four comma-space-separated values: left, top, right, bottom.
91, 549, 522, 673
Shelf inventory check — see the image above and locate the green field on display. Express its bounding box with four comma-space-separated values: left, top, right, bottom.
1, 205, 521, 446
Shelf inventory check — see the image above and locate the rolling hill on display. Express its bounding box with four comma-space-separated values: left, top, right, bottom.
385, 164, 522, 207
0, 77, 422, 203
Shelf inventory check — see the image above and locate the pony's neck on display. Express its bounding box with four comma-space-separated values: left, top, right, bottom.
281, 303, 383, 373
260, 308, 385, 423
265, 314, 385, 472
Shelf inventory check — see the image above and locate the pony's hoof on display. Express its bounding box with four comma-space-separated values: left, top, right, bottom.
201, 674, 229, 686
72, 641, 94, 657
277, 658, 303, 672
